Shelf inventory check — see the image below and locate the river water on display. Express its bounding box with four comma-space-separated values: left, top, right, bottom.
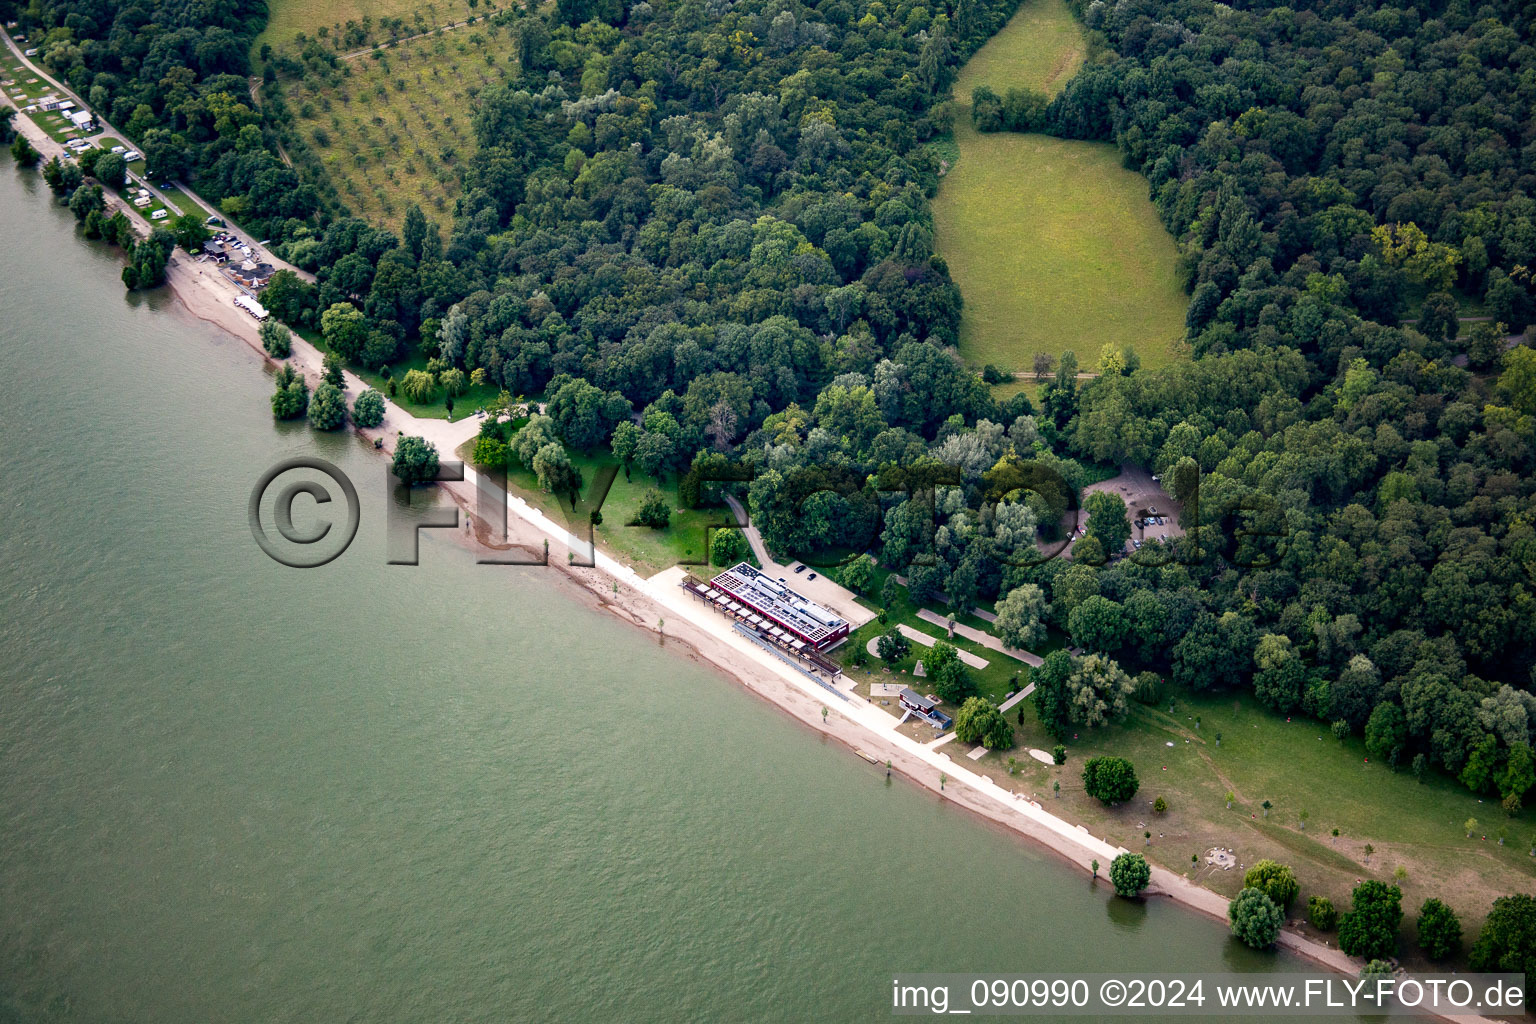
0, 158, 1306, 1022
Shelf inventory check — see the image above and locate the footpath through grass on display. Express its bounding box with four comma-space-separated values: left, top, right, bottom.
932, 0, 1188, 373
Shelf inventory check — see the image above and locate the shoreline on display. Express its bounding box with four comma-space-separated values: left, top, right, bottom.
3, 123, 1491, 1021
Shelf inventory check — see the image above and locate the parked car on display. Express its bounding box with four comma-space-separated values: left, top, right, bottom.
793, 564, 807, 573
807, 573, 817, 581
1134, 518, 1145, 528
1148, 506, 1159, 515
1132, 539, 1143, 550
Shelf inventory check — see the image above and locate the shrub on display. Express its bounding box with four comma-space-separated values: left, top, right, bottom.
1132, 671, 1163, 705
1082, 756, 1138, 805
634, 489, 671, 529
876, 629, 910, 664
1153, 796, 1168, 814
1110, 853, 1150, 897
1051, 744, 1066, 765
1242, 860, 1300, 910
1308, 896, 1338, 931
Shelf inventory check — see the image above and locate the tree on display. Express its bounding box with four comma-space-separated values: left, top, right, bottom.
323, 353, 345, 389
710, 528, 749, 566
1253, 633, 1304, 713
1110, 853, 1150, 897
926, 642, 975, 704
1031, 650, 1075, 740
1082, 756, 1138, 805
1470, 894, 1536, 974
1364, 703, 1407, 764
1416, 898, 1461, 960
994, 583, 1049, 650
270, 364, 308, 419
1064, 654, 1135, 728
352, 389, 386, 428
1500, 742, 1536, 814
392, 435, 439, 486
1417, 292, 1459, 342
10, 132, 38, 166
1309, 896, 1339, 931
532, 442, 581, 496
839, 553, 875, 595
1083, 490, 1131, 554
610, 421, 641, 471
400, 368, 436, 403
1242, 860, 1299, 910
307, 381, 346, 430
1465, 321, 1508, 371
876, 629, 910, 664
171, 212, 209, 252
635, 489, 671, 528
1229, 888, 1284, 949
259, 319, 291, 358
955, 697, 1013, 749
440, 368, 467, 398
1338, 881, 1403, 960
93, 151, 127, 189
320, 302, 368, 361
1068, 596, 1127, 654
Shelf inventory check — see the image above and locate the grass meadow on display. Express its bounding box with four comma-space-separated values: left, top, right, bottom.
932, 0, 1189, 373
951, 685, 1536, 964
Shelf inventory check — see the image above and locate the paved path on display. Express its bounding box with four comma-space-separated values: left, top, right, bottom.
915, 608, 1042, 667
998, 683, 1036, 713
891, 623, 990, 669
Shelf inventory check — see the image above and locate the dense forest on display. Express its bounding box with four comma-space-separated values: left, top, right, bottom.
9, 0, 1536, 811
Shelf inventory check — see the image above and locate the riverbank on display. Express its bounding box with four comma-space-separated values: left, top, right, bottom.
1, 143, 1490, 1019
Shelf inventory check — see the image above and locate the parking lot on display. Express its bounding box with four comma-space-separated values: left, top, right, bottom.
1065, 464, 1183, 556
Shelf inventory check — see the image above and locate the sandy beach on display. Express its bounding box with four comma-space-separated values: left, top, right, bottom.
6, 107, 1491, 1020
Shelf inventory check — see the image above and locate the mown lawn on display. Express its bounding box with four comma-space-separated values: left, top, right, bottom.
932, 0, 1188, 373
835, 565, 1050, 709
455, 440, 744, 577
296, 327, 500, 419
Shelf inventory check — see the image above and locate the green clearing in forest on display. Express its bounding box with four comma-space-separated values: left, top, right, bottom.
932, 0, 1189, 374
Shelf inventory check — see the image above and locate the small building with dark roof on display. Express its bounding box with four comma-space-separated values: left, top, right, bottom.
899, 687, 953, 729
